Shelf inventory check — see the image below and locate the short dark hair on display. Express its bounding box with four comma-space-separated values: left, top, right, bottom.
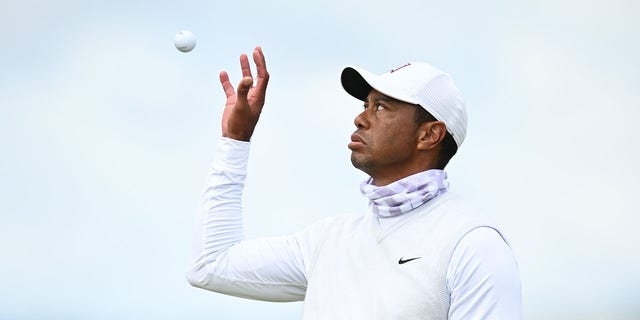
414, 106, 458, 169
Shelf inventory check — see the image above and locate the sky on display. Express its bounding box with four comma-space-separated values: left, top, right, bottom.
1, 0, 639, 319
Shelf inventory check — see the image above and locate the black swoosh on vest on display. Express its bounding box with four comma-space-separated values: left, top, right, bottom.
398, 257, 422, 264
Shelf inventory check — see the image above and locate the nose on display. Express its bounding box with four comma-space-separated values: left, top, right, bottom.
354, 110, 369, 129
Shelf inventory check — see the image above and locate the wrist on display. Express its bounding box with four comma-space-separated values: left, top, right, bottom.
223, 129, 254, 142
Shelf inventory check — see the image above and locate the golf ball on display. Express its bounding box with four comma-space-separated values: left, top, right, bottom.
174, 30, 196, 53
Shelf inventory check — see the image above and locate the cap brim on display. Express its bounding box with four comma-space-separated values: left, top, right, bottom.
341, 66, 419, 104
341, 66, 373, 101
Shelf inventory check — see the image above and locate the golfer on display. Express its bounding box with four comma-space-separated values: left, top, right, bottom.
187, 46, 522, 319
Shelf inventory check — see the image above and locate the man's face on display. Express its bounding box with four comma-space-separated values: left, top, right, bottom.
348, 90, 422, 184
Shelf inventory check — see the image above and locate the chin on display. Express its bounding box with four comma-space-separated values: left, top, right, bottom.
350, 155, 373, 172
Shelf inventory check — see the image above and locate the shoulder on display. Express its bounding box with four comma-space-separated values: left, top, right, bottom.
450, 227, 515, 272
430, 192, 486, 218
294, 212, 368, 245
447, 227, 522, 319
409, 192, 499, 246
297, 212, 368, 237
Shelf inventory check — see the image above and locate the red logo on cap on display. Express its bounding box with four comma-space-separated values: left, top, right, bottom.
390, 63, 411, 73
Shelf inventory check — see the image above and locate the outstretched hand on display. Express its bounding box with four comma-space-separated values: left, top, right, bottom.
219, 46, 270, 141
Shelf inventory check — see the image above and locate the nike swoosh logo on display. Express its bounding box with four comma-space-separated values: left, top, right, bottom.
398, 257, 421, 264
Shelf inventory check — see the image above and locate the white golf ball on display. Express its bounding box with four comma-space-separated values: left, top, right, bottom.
174, 30, 197, 53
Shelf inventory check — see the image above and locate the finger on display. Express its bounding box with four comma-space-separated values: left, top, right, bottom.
253, 46, 270, 94
236, 76, 254, 103
219, 71, 235, 99
240, 53, 252, 80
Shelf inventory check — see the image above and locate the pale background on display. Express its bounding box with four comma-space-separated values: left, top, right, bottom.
1, 0, 638, 319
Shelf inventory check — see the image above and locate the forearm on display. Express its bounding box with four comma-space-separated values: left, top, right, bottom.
186, 137, 307, 301
187, 137, 250, 285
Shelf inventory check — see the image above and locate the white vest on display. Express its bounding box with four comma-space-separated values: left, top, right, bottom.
302, 192, 498, 319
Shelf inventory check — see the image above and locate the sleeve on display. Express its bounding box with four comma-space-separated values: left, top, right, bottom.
446, 227, 523, 319
185, 137, 311, 302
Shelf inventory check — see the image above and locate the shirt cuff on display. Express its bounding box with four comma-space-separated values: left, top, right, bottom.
211, 137, 251, 174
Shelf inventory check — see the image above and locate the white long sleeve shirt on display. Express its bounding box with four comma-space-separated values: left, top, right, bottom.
187, 137, 522, 319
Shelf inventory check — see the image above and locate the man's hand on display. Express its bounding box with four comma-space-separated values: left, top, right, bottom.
219, 46, 270, 141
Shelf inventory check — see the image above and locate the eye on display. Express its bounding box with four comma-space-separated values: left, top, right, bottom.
363, 102, 386, 111
375, 103, 388, 111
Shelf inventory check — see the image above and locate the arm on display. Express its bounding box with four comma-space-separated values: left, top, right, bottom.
447, 227, 523, 319
185, 47, 308, 301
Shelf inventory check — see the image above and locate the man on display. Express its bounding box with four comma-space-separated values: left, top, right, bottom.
187, 46, 522, 319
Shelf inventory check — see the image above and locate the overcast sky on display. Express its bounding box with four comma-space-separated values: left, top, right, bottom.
1, 0, 639, 319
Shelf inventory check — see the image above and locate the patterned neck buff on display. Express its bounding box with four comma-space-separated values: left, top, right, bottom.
360, 170, 450, 218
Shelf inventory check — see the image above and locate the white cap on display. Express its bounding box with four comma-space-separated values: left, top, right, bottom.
341, 62, 468, 149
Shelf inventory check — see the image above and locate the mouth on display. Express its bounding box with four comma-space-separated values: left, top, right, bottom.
348, 133, 366, 150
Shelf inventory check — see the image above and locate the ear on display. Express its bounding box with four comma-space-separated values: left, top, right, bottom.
416, 121, 447, 151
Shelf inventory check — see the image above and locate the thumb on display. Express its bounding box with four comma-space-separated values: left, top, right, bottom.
236, 76, 254, 102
